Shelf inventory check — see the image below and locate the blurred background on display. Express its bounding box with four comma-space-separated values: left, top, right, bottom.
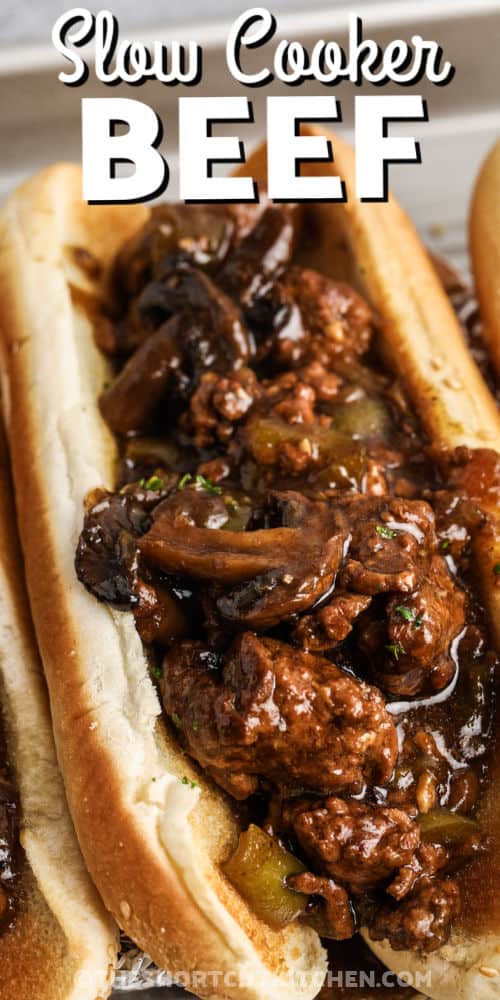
0, 0, 384, 44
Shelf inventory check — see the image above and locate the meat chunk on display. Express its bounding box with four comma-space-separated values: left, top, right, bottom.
140, 491, 346, 629
337, 496, 437, 596
251, 267, 373, 369
292, 592, 372, 651
432, 490, 484, 566
368, 877, 460, 953
161, 632, 398, 799
388, 842, 450, 901
287, 872, 356, 940
380, 561, 466, 695
283, 798, 420, 894
182, 367, 260, 448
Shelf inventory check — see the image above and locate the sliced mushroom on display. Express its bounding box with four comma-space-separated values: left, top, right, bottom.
137, 264, 254, 371
99, 317, 184, 435
139, 490, 345, 628
220, 205, 302, 308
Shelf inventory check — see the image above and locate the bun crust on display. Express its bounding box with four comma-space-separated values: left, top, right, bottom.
0, 164, 326, 1000
0, 422, 117, 1000
470, 139, 500, 379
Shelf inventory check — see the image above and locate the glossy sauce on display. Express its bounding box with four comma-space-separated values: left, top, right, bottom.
73, 205, 500, 986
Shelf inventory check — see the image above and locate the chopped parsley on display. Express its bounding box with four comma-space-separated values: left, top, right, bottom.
494, 564, 500, 576
386, 643, 406, 661
150, 663, 163, 680
192, 720, 201, 732
440, 539, 450, 551
171, 712, 182, 729
181, 776, 199, 789
178, 472, 222, 495
376, 525, 396, 540
395, 606, 423, 628
140, 475, 164, 491
195, 474, 222, 495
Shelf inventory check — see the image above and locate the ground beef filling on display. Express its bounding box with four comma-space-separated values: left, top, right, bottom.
75, 199, 499, 954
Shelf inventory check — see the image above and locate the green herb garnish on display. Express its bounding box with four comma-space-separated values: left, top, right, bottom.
376, 525, 396, 540
150, 663, 163, 680
171, 712, 182, 729
192, 720, 201, 732
140, 475, 164, 491
386, 643, 406, 661
441, 539, 450, 551
178, 473, 192, 489
494, 564, 500, 576
181, 776, 199, 789
395, 606, 423, 628
395, 606, 414, 622
195, 474, 222, 495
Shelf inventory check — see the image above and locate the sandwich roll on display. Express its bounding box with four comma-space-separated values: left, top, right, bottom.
0, 165, 326, 1000
469, 139, 500, 381
0, 421, 117, 1000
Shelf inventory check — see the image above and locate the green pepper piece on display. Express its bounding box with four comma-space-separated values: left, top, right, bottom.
223, 824, 308, 928
419, 809, 479, 846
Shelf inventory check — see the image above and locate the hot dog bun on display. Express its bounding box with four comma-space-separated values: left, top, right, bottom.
0, 164, 327, 1000
470, 139, 500, 380
0, 421, 117, 1000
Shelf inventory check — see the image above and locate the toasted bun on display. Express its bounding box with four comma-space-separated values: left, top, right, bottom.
470, 139, 500, 380
240, 130, 500, 1000
0, 421, 117, 999
0, 165, 327, 1000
